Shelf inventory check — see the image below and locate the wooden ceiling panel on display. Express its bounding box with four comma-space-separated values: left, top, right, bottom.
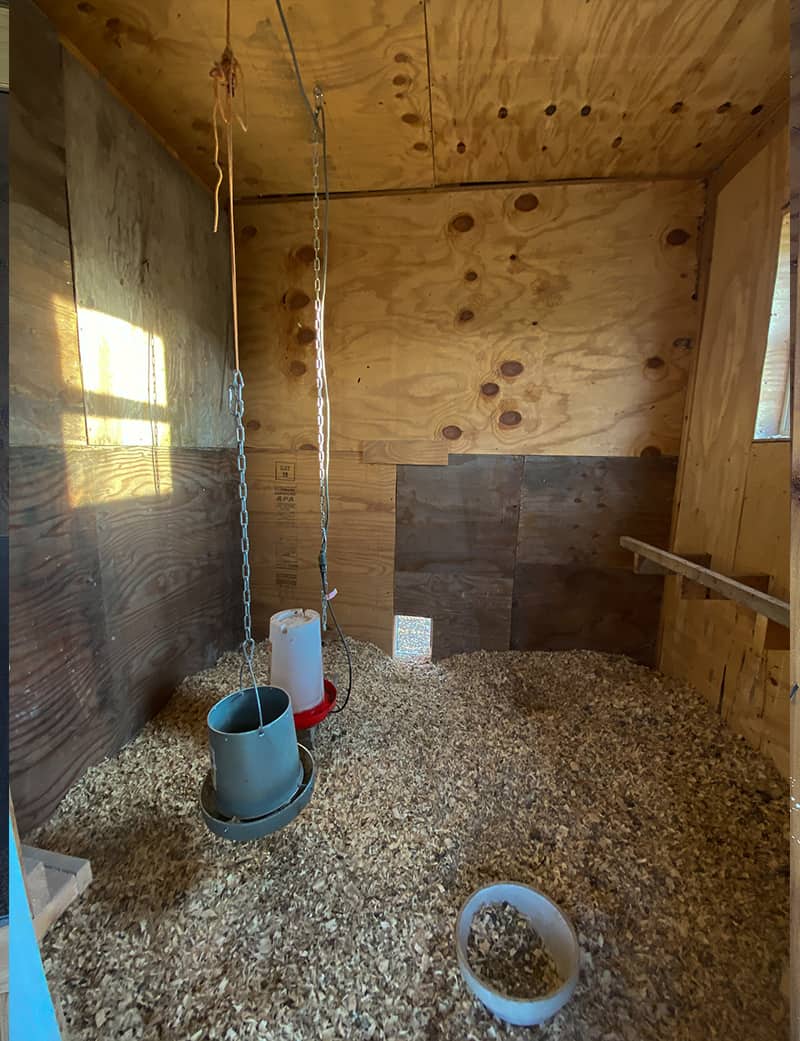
427, 0, 788, 184
35, 0, 434, 195
35, 0, 787, 192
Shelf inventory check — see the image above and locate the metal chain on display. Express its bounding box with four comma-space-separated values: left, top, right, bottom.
311, 87, 330, 629
229, 369, 263, 729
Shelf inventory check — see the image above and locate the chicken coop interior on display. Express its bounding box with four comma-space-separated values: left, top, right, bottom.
5, 0, 795, 1038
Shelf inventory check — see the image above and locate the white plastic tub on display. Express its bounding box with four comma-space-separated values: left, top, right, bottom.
455, 881, 580, 1027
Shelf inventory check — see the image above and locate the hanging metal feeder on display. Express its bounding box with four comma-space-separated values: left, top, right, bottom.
200, 685, 315, 842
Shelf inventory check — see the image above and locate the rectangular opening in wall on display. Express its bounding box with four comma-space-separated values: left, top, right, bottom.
394, 615, 432, 661
754, 209, 790, 441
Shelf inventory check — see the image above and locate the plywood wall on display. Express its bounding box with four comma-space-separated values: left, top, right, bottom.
9, 0, 238, 830
659, 122, 791, 776
237, 179, 702, 457
237, 178, 700, 653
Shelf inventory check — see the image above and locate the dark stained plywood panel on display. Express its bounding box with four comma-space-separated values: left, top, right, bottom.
62, 52, 234, 450
395, 572, 514, 660
511, 564, 665, 664
396, 455, 523, 575
395, 455, 523, 659
396, 453, 674, 663
517, 455, 678, 569
10, 446, 239, 830
9, 0, 85, 446
512, 455, 676, 663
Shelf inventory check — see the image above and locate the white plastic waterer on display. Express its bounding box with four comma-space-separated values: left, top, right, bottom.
269, 608, 325, 715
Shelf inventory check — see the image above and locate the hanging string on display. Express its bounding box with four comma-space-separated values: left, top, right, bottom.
209, 0, 247, 367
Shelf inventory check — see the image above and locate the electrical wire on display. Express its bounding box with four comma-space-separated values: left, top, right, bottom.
274, 0, 321, 137
328, 599, 353, 712
274, 0, 353, 712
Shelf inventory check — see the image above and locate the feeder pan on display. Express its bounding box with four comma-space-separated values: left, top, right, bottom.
455, 881, 579, 1027
200, 744, 315, 842
201, 684, 315, 842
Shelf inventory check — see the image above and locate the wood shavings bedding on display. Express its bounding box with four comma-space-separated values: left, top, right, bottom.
29, 640, 788, 1040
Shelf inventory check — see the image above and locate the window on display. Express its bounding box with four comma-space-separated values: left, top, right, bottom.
393, 615, 432, 661
754, 209, 791, 441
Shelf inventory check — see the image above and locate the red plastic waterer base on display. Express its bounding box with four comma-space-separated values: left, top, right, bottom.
293, 678, 337, 730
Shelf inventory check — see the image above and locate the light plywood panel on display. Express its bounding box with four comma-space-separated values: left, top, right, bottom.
735, 440, 791, 601
62, 52, 234, 449
247, 450, 395, 653
669, 128, 787, 571
238, 179, 702, 458
39, 0, 785, 192
657, 129, 791, 781
37, 0, 432, 196
427, 0, 787, 186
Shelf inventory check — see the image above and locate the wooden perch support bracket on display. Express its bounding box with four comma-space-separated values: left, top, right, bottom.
620, 537, 789, 629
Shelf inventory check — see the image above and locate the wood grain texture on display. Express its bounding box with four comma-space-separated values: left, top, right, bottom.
9, 446, 239, 831
238, 180, 702, 458
657, 134, 792, 778
512, 563, 665, 664
427, 0, 787, 186
735, 441, 791, 601
394, 455, 522, 659
512, 456, 676, 664
395, 455, 522, 576
517, 456, 677, 570
37, 0, 432, 196
37, 0, 786, 192
667, 128, 787, 570
247, 449, 395, 653
9, 0, 85, 446
362, 440, 448, 466
62, 52, 234, 450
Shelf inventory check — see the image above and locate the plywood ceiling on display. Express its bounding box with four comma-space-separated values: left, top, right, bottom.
36, 0, 787, 196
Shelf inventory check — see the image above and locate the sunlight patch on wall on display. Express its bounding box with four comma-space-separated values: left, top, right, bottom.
77, 307, 171, 446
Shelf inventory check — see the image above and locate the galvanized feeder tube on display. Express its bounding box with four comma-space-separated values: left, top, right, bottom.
207, 686, 303, 820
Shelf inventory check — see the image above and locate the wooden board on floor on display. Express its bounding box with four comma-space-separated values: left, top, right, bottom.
427, 0, 787, 186
61, 51, 234, 450
9, 0, 85, 447
395, 455, 523, 659
247, 450, 396, 653
238, 180, 701, 458
21, 845, 92, 941
9, 445, 239, 831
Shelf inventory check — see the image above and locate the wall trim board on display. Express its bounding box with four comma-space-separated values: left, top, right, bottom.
237, 174, 706, 207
